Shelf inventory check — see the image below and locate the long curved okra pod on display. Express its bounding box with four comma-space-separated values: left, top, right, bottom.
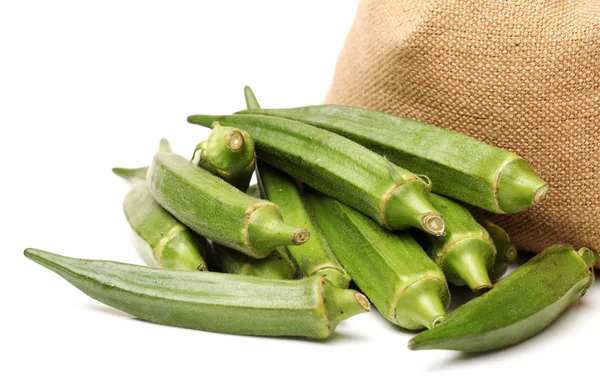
481, 220, 518, 281
257, 161, 351, 288
409, 245, 597, 352
24, 248, 370, 338
187, 114, 446, 236
305, 188, 450, 330
421, 194, 496, 291
147, 139, 309, 259
209, 243, 296, 280
191, 122, 255, 191
237, 104, 548, 213
113, 167, 208, 271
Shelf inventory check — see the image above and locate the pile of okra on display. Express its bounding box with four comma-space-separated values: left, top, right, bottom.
25, 86, 597, 352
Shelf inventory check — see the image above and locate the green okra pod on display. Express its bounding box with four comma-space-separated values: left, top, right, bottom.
191, 122, 255, 191
209, 243, 296, 280
481, 220, 518, 281
305, 188, 451, 330
409, 245, 598, 352
237, 104, 549, 213
24, 248, 370, 339
113, 167, 208, 271
187, 114, 446, 236
420, 194, 496, 291
256, 161, 351, 288
147, 139, 309, 259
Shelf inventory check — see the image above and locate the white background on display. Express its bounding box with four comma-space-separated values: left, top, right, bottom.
2, 1, 598, 384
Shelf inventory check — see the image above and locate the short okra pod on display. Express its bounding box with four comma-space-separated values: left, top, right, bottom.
24, 248, 370, 339
237, 104, 549, 213
186, 114, 446, 236
409, 245, 598, 352
191, 122, 255, 191
419, 194, 496, 291
305, 188, 451, 330
481, 220, 518, 281
209, 242, 297, 280
113, 167, 208, 271
257, 161, 351, 288
147, 139, 309, 259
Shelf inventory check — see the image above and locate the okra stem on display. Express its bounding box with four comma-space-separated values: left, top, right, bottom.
191, 123, 255, 191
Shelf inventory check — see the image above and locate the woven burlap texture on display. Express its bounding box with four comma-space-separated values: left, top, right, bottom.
326, 0, 600, 259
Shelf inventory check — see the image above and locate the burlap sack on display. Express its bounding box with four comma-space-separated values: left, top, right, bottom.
326, 0, 600, 261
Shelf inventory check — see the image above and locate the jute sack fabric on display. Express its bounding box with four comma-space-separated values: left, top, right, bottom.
325, 0, 600, 260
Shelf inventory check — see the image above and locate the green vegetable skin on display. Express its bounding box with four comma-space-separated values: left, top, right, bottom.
113, 167, 208, 271
238, 105, 549, 213
186, 114, 446, 236
422, 194, 496, 291
481, 220, 518, 281
305, 189, 450, 330
192, 122, 255, 191
209, 243, 296, 280
147, 139, 309, 258
409, 245, 597, 352
24, 248, 370, 338
257, 161, 351, 288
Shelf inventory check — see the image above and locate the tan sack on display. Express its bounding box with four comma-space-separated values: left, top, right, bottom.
326, 0, 600, 258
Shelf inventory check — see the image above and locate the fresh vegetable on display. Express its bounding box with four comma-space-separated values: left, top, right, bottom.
409, 245, 597, 352
305, 188, 450, 330
420, 194, 496, 291
209, 243, 296, 280
147, 139, 309, 259
186, 114, 446, 235
191, 122, 255, 191
238, 103, 549, 213
113, 167, 208, 271
24, 248, 370, 338
481, 220, 518, 281
257, 161, 350, 288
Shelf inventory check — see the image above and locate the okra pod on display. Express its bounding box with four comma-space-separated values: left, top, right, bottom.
187, 114, 445, 235
191, 122, 255, 191
209, 243, 296, 280
420, 194, 496, 291
305, 188, 450, 330
238, 105, 549, 213
24, 248, 370, 339
409, 245, 597, 352
257, 161, 351, 288
113, 167, 208, 271
147, 139, 309, 258
481, 220, 518, 281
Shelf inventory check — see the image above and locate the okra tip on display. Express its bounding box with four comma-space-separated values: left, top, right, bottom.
246, 204, 311, 256
384, 180, 446, 234
578, 247, 599, 268
112, 166, 149, 182
443, 240, 494, 291
497, 159, 549, 213
423, 214, 446, 237
159, 138, 173, 153
293, 229, 310, 245
228, 130, 246, 152
324, 280, 371, 329
505, 244, 518, 263
395, 278, 449, 330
